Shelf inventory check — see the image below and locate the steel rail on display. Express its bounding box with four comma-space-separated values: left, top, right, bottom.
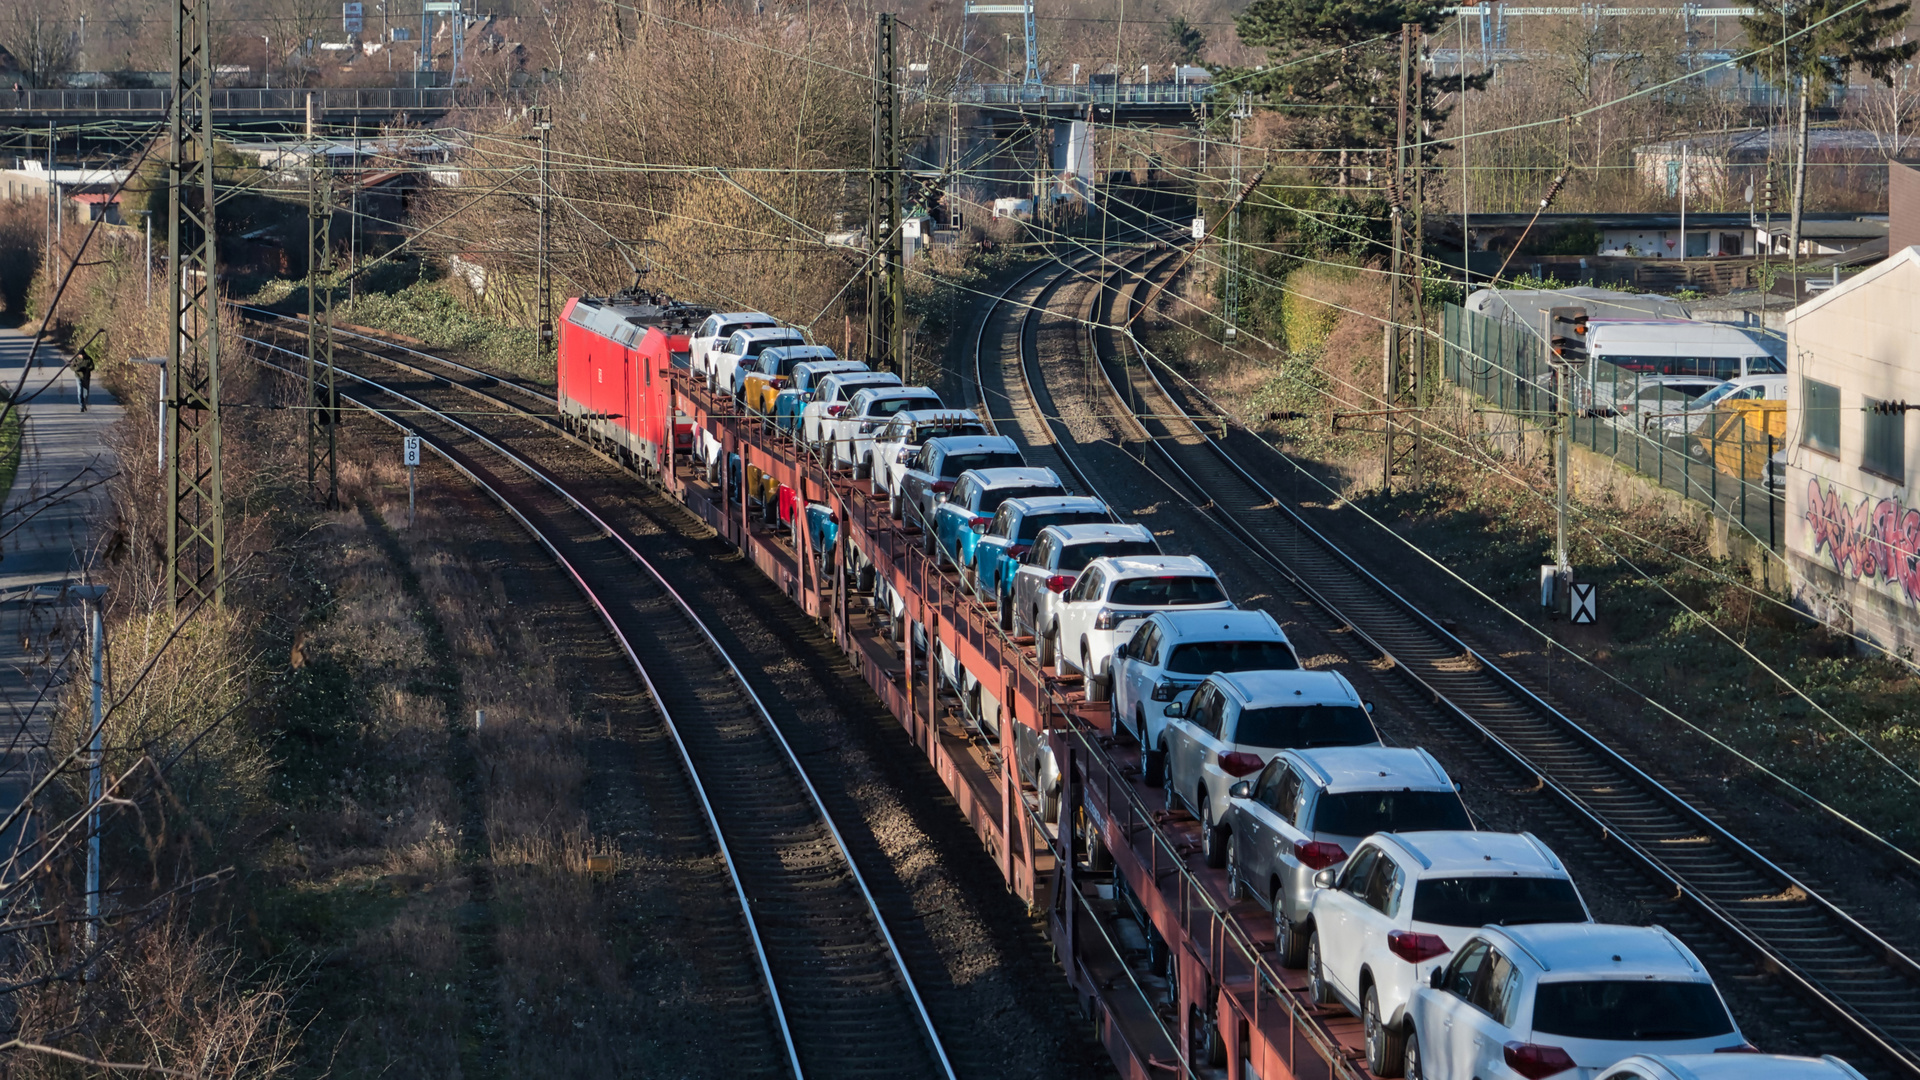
1081, 250, 1920, 1077
244, 335, 958, 1080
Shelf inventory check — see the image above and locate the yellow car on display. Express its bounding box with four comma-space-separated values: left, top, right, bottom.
742, 345, 842, 415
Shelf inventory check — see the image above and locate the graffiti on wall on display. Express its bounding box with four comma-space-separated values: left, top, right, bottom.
1805, 481, 1920, 603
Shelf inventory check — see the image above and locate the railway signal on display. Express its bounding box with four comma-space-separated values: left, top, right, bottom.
1571, 581, 1597, 624
404, 434, 421, 528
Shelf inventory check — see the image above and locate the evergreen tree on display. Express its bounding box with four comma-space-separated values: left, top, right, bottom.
1165, 16, 1207, 66
1738, 0, 1917, 256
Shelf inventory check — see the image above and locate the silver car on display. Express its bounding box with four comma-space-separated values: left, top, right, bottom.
1010, 524, 1162, 663
1226, 745, 1469, 967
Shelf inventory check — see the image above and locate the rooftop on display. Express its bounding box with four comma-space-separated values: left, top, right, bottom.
927, 434, 1018, 455
1497, 923, 1702, 977
967, 466, 1063, 490
1293, 745, 1451, 793
1045, 522, 1156, 544
1154, 608, 1286, 643
1382, 830, 1567, 875
1218, 668, 1357, 707
1004, 495, 1109, 515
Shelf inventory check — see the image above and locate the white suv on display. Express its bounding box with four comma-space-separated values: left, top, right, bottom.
1053, 555, 1233, 702
825, 385, 944, 471
866, 410, 987, 495
690, 311, 777, 383
1307, 831, 1590, 1076
1010, 523, 1161, 663
1162, 669, 1379, 867
1405, 924, 1748, 1080
1598, 1055, 1866, 1080
1112, 608, 1302, 765
1226, 746, 1470, 967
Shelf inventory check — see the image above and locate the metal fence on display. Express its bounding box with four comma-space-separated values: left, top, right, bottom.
1441, 302, 1785, 550
3, 87, 456, 117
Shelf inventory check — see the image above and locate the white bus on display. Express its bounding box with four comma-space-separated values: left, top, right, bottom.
1584, 320, 1785, 382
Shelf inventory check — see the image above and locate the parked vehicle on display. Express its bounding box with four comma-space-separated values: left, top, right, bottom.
1596, 1054, 1866, 1080
1054, 555, 1233, 702
1645, 374, 1786, 437
1404, 924, 1747, 1080
822, 386, 945, 471
800, 371, 902, 445
867, 410, 989, 497
1227, 745, 1470, 966
1011, 523, 1161, 663
1764, 448, 1786, 490
1585, 320, 1785, 383
1592, 376, 1722, 428
926, 467, 1065, 573
690, 311, 777, 383
972, 495, 1115, 602
1306, 831, 1590, 1075
773, 359, 868, 433
739, 344, 838, 413
898, 437, 1027, 524
708, 326, 806, 395
1112, 609, 1302, 762
1163, 669, 1379, 866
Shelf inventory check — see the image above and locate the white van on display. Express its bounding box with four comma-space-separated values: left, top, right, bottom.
1584, 320, 1785, 382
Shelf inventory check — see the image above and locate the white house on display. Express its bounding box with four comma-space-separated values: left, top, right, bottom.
1783, 244, 1920, 653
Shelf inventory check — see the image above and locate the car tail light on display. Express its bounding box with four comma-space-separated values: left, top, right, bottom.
971, 516, 991, 527
931, 481, 954, 494
1045, 575, 1075, 594
1219, 752, 1265, 777
828, 404, 846, 416
1292, 840, 1346, 870
1150, 678, 1181, 701
859, 421, 879, 434
1387, 930, 1451, 963
1008, 544, 1031, 558
1502, 1043, 1576, 1080
1715, 1044, 1761, 1054
1093, 608, 1126, 630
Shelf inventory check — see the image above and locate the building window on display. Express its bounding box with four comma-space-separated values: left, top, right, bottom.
1803, 379, 1840, 455
1863, 399, 1906, 483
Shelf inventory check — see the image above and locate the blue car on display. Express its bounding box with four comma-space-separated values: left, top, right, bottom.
971, 495, 1116, 601
925, 467, 1064, 574
775, 359, 869, 434
804, 502, 838, 575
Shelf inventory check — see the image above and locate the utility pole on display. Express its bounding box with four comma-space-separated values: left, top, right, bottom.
1384, 25, 1412, 492
867, 12, 904, 374
1222, 93, 1251, 338
85, 597, 103, 959
535, 106, 553, 360
166, 0, 224, 612
306, 94, 337, 508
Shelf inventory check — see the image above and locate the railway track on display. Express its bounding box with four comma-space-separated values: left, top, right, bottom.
241, 315, 956, 1080
1038, 249, 1920, 1076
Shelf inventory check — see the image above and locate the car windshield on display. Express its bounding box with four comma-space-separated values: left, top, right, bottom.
1748, 355, 1786, 374
1233, 704, 1374, 749
1530, 980, 1734, 1042
938, 452, 1024, 479
1057, 540, 1159, 572
1411, 877, 1586, 927
870, 395, 942, 418
1688, 382, 1740, 409
1310, 790, 1471, 836
1017, 511, 1113, 542
1165, 640, 1299, 675
1107, 576, 1227, 606
913, 423, 986, 442
981, 485, 1064, 513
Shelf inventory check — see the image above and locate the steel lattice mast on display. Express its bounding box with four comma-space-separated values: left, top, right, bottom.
306, 94, 338, 508
166, 0, 223, 611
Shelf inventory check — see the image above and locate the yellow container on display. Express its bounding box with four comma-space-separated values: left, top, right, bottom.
1705, 400, 1785, 481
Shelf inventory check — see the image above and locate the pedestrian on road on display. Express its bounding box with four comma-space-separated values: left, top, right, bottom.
74, 347, 95, 412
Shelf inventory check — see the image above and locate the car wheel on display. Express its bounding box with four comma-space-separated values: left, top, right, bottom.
1142, 739, 1166, 788
1201, 796, 1228, 869
920, 528, 934, 556
889, 492, 903, 520
1276, 909, 1309, 968
1038, 628, 1057, 669
962, 560, 977, 594
1307, 932, 1336, 1005
1403, 1024, 1424, 1080
1226, 834, 1246, 901
998, 587, 1014, 631
1082, 647, 1109, 702
1365, 984, 1407, 1077
1132, 708, 1148, 749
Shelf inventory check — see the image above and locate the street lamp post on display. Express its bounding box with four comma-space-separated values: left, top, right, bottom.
130, 356, 167, 473
141, 210, 152, 306
261, 36, 272, 90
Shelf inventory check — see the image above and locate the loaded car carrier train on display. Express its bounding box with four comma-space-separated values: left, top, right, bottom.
551, 288, 1850, 1080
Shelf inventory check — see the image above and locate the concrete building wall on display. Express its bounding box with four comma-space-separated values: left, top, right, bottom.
1894, 162, 1920, 256
1784, 247, 1920, 655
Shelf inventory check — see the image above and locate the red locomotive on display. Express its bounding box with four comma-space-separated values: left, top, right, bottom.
556, 290, 712, 479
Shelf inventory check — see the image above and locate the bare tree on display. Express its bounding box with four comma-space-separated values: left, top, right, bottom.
0, 7, 81, 88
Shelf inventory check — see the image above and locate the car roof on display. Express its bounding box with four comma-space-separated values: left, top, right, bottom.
1042, 522, 1157, 545
1214, 668, 1354, 708
961, 466, 1063, 489
1372, 830, 1567, 875
768, 346, 841, 362
928, 435, 1020, 456
893, 409, 981, 425
1288, 745, 1451, 794
822, 371, 901, 390
731, 325, 802, 339
1485, 923, 1704, 979
711, 311, 775, 325
1724, 373, 1786, 386
1152, 608, 1285, 643
1001, 495, 1108, 516
853, 385, 940, 400
1088, 554, 1216, 579
1620, 1055, 1867, 1080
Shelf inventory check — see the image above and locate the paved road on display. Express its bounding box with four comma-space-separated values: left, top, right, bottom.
0, 326, 121, 868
